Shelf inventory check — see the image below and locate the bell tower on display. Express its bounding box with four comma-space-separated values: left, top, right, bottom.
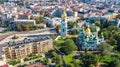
60, 9, 68, 37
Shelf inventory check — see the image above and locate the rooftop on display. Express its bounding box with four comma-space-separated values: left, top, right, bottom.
26, 64, 46, 67
13, 19, 35, 22
0, 64, 8, 67
2, 36, 51, 47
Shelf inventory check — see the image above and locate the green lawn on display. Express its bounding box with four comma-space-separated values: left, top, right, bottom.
64, 54, 74, 64
100, 53, 120, 63
100, 55, 112, 63
56, 36, 77, 44
55, 36, 77, 49
55, 36, 77, 64
57, 37, 67, 43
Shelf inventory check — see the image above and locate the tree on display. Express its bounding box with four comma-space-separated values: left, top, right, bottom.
7, 59, 21, 65
25, 25, 29, 31
85, 48, 88, 53
60, 39, 78, 55
70, 29, 79, 35
108, 37, 117, 46
35, 16, 44, 24
56, 25, 60, 33
51, 51, 58, 57
53, 55, 62, 64
12, 35, 19, 39
108, 58, 120, 67
116, 14, 120, 19
16, 25, 22, 31
98, 42, 112, 56
95, 21, 101, 27
81, 53, 100, 67
55, 64, 64, 67
24, 57, 29, 61
102, 25, 120, 52
103, 30, 110, 39
67, 63, 74, 67
70, 59, 82, 67
67, 21, 75, 29
42, 58, 49, 65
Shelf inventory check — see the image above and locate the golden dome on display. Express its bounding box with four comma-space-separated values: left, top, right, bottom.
85, 25, 91, 34
61, 10, 67, 18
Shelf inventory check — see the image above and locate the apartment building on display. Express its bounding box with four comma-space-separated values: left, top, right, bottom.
2, 36, 53, 59
9, 19, 36, 30
10, 19, 36, 25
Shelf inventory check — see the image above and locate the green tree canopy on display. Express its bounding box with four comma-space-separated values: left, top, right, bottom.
102, 25, 120, 52
81, 53, 100, 67
116, 14, 120, 19
60, 39, 78, 55
98, 42, 112, 56
95, 21, 101, 27
108, 58, 120, 67
56, 25, 60, 33
35, 16, 44, 24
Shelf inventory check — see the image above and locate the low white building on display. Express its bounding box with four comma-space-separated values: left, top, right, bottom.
44, 16, 79, 27
11, 19, 36, 25
9, 19, 36, 30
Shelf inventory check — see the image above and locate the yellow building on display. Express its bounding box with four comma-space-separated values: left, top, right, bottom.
108, 13, 118, 20
2, 37, 53, 59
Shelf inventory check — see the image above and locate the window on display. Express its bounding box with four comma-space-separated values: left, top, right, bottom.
63, 29, 64, 32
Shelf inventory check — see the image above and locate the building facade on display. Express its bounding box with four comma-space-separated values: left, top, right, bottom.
77, 25, 104, 50
59, 10, 68, 37
9, 19, 36, 30
2, 36, 53, 59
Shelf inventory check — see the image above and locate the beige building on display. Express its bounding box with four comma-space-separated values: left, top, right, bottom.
108, 13, 118, 20
11, 19, 36, 25
2, 36, 53, 59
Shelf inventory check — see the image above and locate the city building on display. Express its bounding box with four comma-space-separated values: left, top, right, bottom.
9, 19, 36, 30
51, 8, 74, 18
0, 64, 9, 67
59, 10, 68, 37
77, 24, 104, 50
44, 16, 78, 27
2, 36, 53, 60
10, 19, 36, 25
111, 19, 120, 27
18, 13, 31, 19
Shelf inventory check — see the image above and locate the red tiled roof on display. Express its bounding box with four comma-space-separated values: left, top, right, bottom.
0, 64, 9, 67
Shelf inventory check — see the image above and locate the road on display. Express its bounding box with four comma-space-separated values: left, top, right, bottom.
0, 28, 56, 42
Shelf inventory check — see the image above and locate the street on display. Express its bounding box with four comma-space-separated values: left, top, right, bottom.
0, 28, 56, 42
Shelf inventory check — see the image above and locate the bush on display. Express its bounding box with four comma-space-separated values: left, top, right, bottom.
12, 35, 19, 39
24, 54, 41, 61
7, 59, 21, 65
42, 58, 49, 65
16, 24, 38, 31
69, 29, 79, 35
